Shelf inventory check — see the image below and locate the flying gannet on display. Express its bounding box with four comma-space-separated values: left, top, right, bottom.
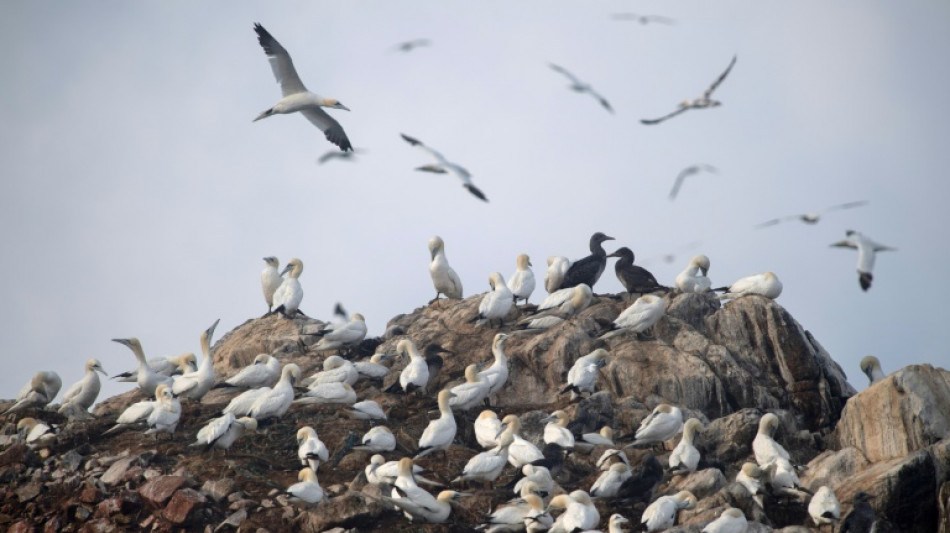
549, 64, 613, 113
561, 233, 615, 290
261, 256, 282, 313
216, 353, 280, 389
172, 319, 220, 401
354, 425, 396, 453
714, 272, 782, 300
545, 256, 572, 293
6, 371, 62, 415
58, 359, 106, 414
448, 364, 491, 412
415, 390, 457, 459
393, 39, 431, 53
590, 462, 631, 498
628, 403, 683, 447
478, 272, 515, 326
111, 338, 173, 397
641, 55, 737, 125
317, 149, 362, 165
223, 363, 300, 419
598, 294, 667, 341
610, 13, 674, 24
675, 255, 712, 293
252, 24, 352, 151
860, 356, 886, 385
669, 164, 718, 200
830, 230, 895, 291
508, 254, 536, 305
701, 507, 747, 533
297, 426, 329, 470
608, 247, 668, 294
735, 462, 766, 508
192, 413, 257, 452
286, 467, 324, 505
111, 353, 196, 383
402, 133, 488, 202
313, 313, 367, 352
428, 236, 463, 300
561, 348, 609, 400
548, 491, 599, 533
669, 418, 703, 475
475, 410, 502, 449
16, 418, 56, 447
641, 491, 697, 531
272, 258, 304, 318
755, 200, 868, 228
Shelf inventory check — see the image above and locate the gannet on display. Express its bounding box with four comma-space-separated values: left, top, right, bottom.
482, 490, 545, 532
561, 348, 609, 400
314, 313, 367, 352
548, 63, 613, 113
261, 256, 282, 313
252, 24, 352, 152
295, 381, 357, 405
537, 286, 576, 311
223, 363, 300, 419
513, 465, 555, 499
641, 55, 737, 125
317, 150, 362, 165
428, 236, 463, 300
675, 255, 712, 293
478, 272, 515, 326
669, 418, 703, 475
17, 418, 56, 447
394, 38, 431, 52
714, 272, 782, 300
543, 410, 575, 449
286, 467, 324, 504
104, 384, 166, 435
272, 258, 304, 317
839, 491, 876, 533
735, 462, 766, 508
345, 399, 387, 421
303, 355, 358, 387
192, 413, 257, 452
608, 247, 668, 294
59, 359, 106, 414
387, 488, 470, 524
629, 404, 684, 447
453, 430, 513, 486
545, 256, 572, 293
610, 13, 674, 24
216, 353, 280, 389
766, 456, 811, 499
172, 319, 220, 401
478, 333, 510, 399
548, 491, 599, 533
752, 413, 791, 467
354, 425, 396, 453
669, 164, 718, 200
590, 462, 631, 498
354, 353, 393, 380
830, 230, 896, 291
365, 454, 435, 486
392, 339, 431, 394
111, 353, 196, 382
524, 496, 555, 532
297, 426, 329, 470
641, 491, 697, 531
522, 284, 593, 330
701, 507, 747, 533
808, 485, 841, 530
508, 254, 536, 305
860, 356, 886, 385
575, 426, 614, 453
561, 233, 615, 290
755, 200, 869, 228
596, 448, 630, 471
111, 338, 173, 397
473, 410, 503, 450
449, 364, 491, 411
415, 390, 457, 458
499, 414, 544, 468
6, 371, 62, 414
586, 513, 630, 533
145, 384, 181, 436
401, 133, 488, 202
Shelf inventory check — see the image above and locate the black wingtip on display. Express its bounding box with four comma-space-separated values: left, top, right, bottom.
465, 184, 489, 202
400, 133, 421, 146
859, 272, 872, 291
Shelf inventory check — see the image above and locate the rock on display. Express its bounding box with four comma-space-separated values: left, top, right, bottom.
0, 443, 34, 468
60, 450, 83, 472
211, 314, 307, 374
214, 509, 247, 532
8, 521, 34, 533
800, 446, 871, 490
699, 409, 760, 465
99, 456, 136, 486
138, 475, 188, 507
163, 488, 207, 525
296, 492, 383, 531
201, 478, 235, 502
665, 467, 728, 500
15, 482, 42, 502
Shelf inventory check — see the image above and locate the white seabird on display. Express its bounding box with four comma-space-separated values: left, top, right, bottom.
295, 382, 357, 405
755, 200, 868, 228
478, 333, 510, 400
286, 467, 324, 505
641, 55, 737, 125
585, 513, 630, 533
172, 319, 220, 401
478, 272, 515, 325
513, 465, 556, 499
808, 485, 841, 530
261, 256, 282, 313
354, 353, 393, 380
549, 63, 613, 113
524, 496, 555, 532
17, 418, 56, 447
6, 370, 63, 415
428, 236, 463, 300
223, 363, 301, 419
669, 418, 703, 474
314, 313, 368, 352
630, 403, 684, 447
590, 462, 631, 498
581, 426, 615, 447
217, 353, 280, 389
508, 254, 536, 305
365, 455, 442, 488
596, 448, 630, 471
354, 425, 396, 453
548, 490, 599, 533
145, 383, 181, 437
599, 294, 667, 341
766, 456, 811, 500
610, 13, 675, 25
543, 410, 575, 449
449, 364, 491, 412
499, 414, 544, 468
641, 491, 697, 532
415, 390, 457, 459
252, 24, 352, 152
303, 355, 359, 387
675, 255, 712, 293
453, 430, 514, 486
58, 359, 106, 414
752, 413, 791, 467
669, 164, 718, 200
297, 426, 330, 471
395, 339, 431, 394
387, 488, 470, 524
475, 410, 503, 449
735, 462, 766, 508
482, 489, 545, 533
192, 413, 257, 452
715, 272, 782, 300
111, 353, 196, 383
701, 507, 747, 533
401, 133, 488, 202
104, 384, 167, 435
561, 348, 609, 400
272, 258, 304, 318
545, 256, 572, 294
523, 284, 593, 330
345, 399, 387, 421
830, 230, 895, 291
860, 355, 886, 385
111, 338, 173, 397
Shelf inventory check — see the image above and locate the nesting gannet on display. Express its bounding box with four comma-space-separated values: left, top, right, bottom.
449, 365, 492, 411
482, 490, 545, 533
629, 404, 684, 447
548, 491, 599, 533
261, 256, 282, 313
590, 462, 631, 498
386, 488, 471, 524
314, 313, 367, 352
394, 38, 431, 52
172, 319, 220, 401
545, 256, 572, 293
111, 338, 173, 397
354, 425, 396, 453
561, 348, 609, 400
860, 356, 886, 385
641, 491, 697, 531
286, 467, 324, 504
475, 410, 503, 449
714, 272, 782, 300
669, 164, 718, 200
735, 462, 766, 508
59, 359, 106, 414
766, 456, 811, 499
522, 284, 593, 330
549, 64, 613, 113
428, 236, 463, 300
112, 353, 197, 382
675, 255, 712, 293
104, 384, 166, 435
608, 247, 668, 294
415, 390, 457, 459
216, 353, 280, 389
296, 382, 357, 405
588, 513, 631, 533
365, 455, 439, 487
453, 431, 514, 486
192, 413, 257, 452
252, 24, 352, 152
524, 497, 555, 532
839, 491, 876, 533
223, 363, 300, 419
669, 418, 703, 475
272, 258, 304, 317
354, 353, 393, 380
507, 254, 536, 305
296, 426, 329, 470
304, 355, 358, 387
17, 418, 56, 447
500, 414, 545, 468
478, 333, 510, 399
596, 448, 630, 471
641, 55, 737, 125
390, 339, 431, 394
581, 426, 615, 447
145, 384, 181, 436
561, 233, 615, 290
6, 371, 62, 414
345, 400, 387, 421
610, 13, 674, 24
755, 200, 868, 228
402, 133, 488, 201
701, 507, 747, 533
543, 410, 575, 449
808, 485, 841, 530
478, 272, 515, 326
752, 413, 791, 467
513, 465, 555, 499
830, 230, 896, 291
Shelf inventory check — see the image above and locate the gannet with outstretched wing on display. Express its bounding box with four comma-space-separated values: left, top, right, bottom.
641, 55, 737, 125
756, 200, 868, 228
401, 133, 488, 202
830, 230, 895, 291
669, 164, 717, 200
549, 63, 614, 113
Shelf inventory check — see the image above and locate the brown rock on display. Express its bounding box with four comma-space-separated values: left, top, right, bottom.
296, 492, 383, 531
138, 475, 188, 507
99, 456, 136, 486
800, 446, 871, 490
79, 483, 100, 504
42, 515, 60, 533
8, 521, 35, 533
163, 488, 206, 525
0, 443, 33, 468
211, 314, 307, 374
15, 482, 42, 502
78, 518, 120, 533
201, 478, 235, 502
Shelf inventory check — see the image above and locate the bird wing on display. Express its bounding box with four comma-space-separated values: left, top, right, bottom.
668, 168, 694, 200
464, 183, 489, 202
401, 133, 450, 167
591, 90, 613, 113
301, 108, 353, 152
754, 214, 802, 228
645, 15, 675, 24
254, 24, 307, 96
548, 63, 584, 86
196, 413, 234, 445
821, 200, 869, 214
640, 106, 689, 125
317, 151, 340, 164
704, 55, 738, 99
60, 379, 84, 404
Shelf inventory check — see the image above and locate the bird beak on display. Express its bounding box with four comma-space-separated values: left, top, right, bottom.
606, 251, 620, 258
495, 423, 509, 439
97, 367, 108, 375
206, 319, 220, 339
337, 104, 351, 112
595, 359, 608, 369
279, 264, 293, 276
700, 266, 709, 276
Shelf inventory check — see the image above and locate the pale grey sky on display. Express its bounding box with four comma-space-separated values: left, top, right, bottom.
1, 1, 948, 404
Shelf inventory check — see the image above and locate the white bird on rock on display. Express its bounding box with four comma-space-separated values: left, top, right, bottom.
172, 319, 220, 401
596, 448, 630, 471
104, 384, 167, 435
830, 230, 895, 291
415, 390, 457, 459
478, 272, 514, 326
387, 487, 471, 524
261, 256, 282, 313
286, 467, 324, 505
354, 353, 393, 380
583, 513, 630, 533
548, 490, 599, 533
641, 491, 697, 531
314, 313, 367, 352
365, 455, 442, 487
304, 355, 358, 387
500, 414, 544, 468
428, 236, 463, 300
675, 255, 712, 293
478, 333, 510, 399
192, 413, 257, 452
513, 465, 555, 499
562, 349, 609, 400
475, 410, 503, 449
345, 400, 387, 421
766, 456, 811, 499
522, 284, 593, 330
145, 384, 181, 436
590, 462, 631, 498
860, 356, 886, 385
111, 353, 196, 383
630, 404, 684, 447
272, 258, 304, 318
395, 339, 430, 394
808, 485, 841, 530
752, 413, 790, 467
715, 272, 782, 300
735, 462, 766, 508
701, 507, 747, 533
449, 364, 491, 411
355, 425, 396, 453
223, 363, 301, 419
508, 254, 536, 305
6, 371, 62, 415
297, 426, 330, 471
545, 256, 572, 294
217, 353, 280, 390
453, 431, 514, 486
599, 294, 667, 340
111, 338, 173, 398
402, 133, 488, 202
295, 382, 357, 405
59, 359, 106, 414
580, 426, 615, 448
481, 489, 545, 533
669, 418, 703, 474
543, 410, 575, 449
17, 418, 56, 447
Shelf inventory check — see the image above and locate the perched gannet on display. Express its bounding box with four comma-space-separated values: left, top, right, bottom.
112, 353, 197, 383
354, 353, 393, 380
192, 413, 257, 452
216, 353, 280, 389
586, 513, 630, 533
561, 233, 615, 290
295, 381, 357, 405
608, 247, 668, 294
354, 425, 396, 453
714, 272, 782, 300
701, 507, 747, 533
808, 485, 841, 530
428, 236, 463, 300
272, 258, 304, 317
756, 200, 868, 228
345, 399, 387, 421
252, 24, 352, 151
590, 463, 631, 498
669, 418, 703, 475
549, 63, 613, 113
641, 55, 737, 126
104, 385, 166, 435
286, 467, 324, 504
524, 497, 555, 532
393, 38, 431, 53
172, 319, 220, 401
675, 255, 712, 293
261, 256, 282, 313
481, 490, 545, 532
297, 426, 329, 470
610, 13, 674, 24
17, 418, 56, 447
522, 284, 593, 330
596, 448, 630, 471
453, 431, 513, 485
314, 313, 367, 352
580, 426, 615, 448
387, 488, 471, 524
548, 490, 599, 533
111, 338, 174, 397
415, 390, 457, 458
402, 133, 488, 202
629, 404, 684, 447
752, 413, 791, 467
365, 455, 438, 486
6, 371, 62, 414
478, 333, 510, 398
508, 254, 536, 305
449, 364, 491, 411
735, 462, 766, 508
478, 272, 515, 325
830, 230, 896, 291
59, 359, 106, 414
599, 294, 667, 341
669, 164, 718, 200
304, 355, 358, 387
543, 410, 575, 449
860, 356, 886, 385
766, 456, 811, 499
513, 465, 556, 499
223, 363, 301, 419
641, 491, 697, 532
392, 339, 430, 394
545, 256, 572, 293
475, 410, 503, 449
839, 491, 876, 533
145, 384, 181, 436
500, 414, 544, 468
562, 349, 609, 400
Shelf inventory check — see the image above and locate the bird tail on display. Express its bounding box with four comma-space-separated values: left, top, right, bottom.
710, 286, 730, 292
253, 108, 274, 122
213, 382, 235, 389
560, 384, 578, 395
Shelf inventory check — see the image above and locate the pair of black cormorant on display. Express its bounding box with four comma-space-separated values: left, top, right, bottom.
557, 232, 669, 294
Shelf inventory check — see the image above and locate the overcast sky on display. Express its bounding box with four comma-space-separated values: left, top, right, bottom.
2, 1, 948, 405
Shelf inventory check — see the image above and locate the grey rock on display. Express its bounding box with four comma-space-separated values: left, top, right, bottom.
100, 456, 137, 486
